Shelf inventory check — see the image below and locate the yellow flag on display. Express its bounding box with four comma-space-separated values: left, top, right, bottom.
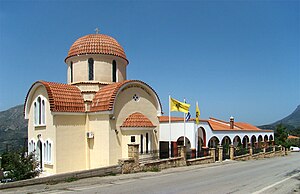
196, 102, 200, 124
170, 97, 190, 113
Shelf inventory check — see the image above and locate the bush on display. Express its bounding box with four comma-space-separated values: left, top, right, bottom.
1, 150, 40, 181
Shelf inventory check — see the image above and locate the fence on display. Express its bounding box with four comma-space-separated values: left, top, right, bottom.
253, 147, 262, 154
196, 148, 210, 158
266, 147, 273, 153
234, 148, 249, 156
275, 146, 281, 152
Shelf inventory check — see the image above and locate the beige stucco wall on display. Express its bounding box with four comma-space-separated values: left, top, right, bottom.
66, 54, 127, 84
113, 83, 160, 158
54, 115, 87, 174
27, 85, 56, 174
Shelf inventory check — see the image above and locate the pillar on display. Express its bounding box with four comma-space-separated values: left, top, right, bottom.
128, 144, 139, 162
263, 147, 266, 153
210, 148, 216, 162
218, 146, 223, 162
172, 142, 178, 157
273, 146, 275, 152
191, 148, 196, 159
230, 145, 234, 160
249, 146, 253, 156
178, 145, 187, 160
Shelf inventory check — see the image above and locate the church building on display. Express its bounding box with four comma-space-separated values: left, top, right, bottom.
24, 33, 162, 175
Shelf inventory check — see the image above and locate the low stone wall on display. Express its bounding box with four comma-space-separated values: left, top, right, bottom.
252, 152, 265, 159
264, 151, 275, 158
0, 165, 121, 190
142, 157, 185, 171
234, 154, 251, 161
186, 156, 214, 166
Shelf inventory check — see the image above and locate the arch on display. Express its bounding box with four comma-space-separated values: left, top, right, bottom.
233, 136, 242, 147
221, 136, 231, 146
269, 134, 274, 141
177, 136, 191, 148
197, 127, 206, 149
264, 135, 268, 142
208, 136, 220, 148
258, 135, 263, 148
242, 135, 250, 148
91, 80, 163, 115
251, 135, 256, 147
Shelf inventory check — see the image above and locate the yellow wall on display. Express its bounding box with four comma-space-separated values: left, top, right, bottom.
54, 115, 87, 174
66, 54, 127, 84
113, 84, 160, 158
27, 85, 56, 174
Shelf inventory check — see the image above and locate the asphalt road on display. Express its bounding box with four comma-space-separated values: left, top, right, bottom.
1, 153, 300, 194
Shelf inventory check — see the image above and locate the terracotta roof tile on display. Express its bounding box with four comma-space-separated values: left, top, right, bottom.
25, 81, 85, 113
65, 34, 128, 63
288, 135, 299, 139
121, 112, 155, 128
90, 80, 162, 112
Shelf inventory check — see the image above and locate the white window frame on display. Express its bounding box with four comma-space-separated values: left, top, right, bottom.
44, 139, 53, 164
33, 95, 46, 127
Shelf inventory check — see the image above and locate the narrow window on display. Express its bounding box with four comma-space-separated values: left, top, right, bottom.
34, 102, 37, 125
29, 142, 32, 153
44, 143, 47, 162
37, 97, 41, 125
140, 134, 143, 154
41, 100, 45, 125
131, 136, 135, 143
70, 61, 73, 82
88, 58, 94, 80
146, 133, 149, 154
112, 60, 117, 82
48, 143, 51, 162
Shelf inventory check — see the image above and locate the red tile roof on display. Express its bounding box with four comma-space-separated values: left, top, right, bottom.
90, 80, 162, 112
288, 135, 299, 139
65, 34, 128, 63
121, 112, 156, 128
25, 81, 85, 113
207, 117, 272, 132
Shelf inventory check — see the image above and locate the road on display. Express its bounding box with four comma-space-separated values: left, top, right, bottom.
1, 153, 300, 194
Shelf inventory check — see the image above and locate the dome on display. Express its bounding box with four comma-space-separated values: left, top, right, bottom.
65, 34, 128, 63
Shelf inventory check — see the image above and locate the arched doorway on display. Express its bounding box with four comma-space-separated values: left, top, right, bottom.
251, 135, 256, 147
264, 135, 269, 147
208, 136, 220, 148
197, 127, 206, 151
258, 135, 263, 148
36, 140, 43, 170
177, 136, 191, 158
242, 135, 250, 148
233, 136, 241, 147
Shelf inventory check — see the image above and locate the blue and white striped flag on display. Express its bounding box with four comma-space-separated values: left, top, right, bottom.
185, 112, 191, 122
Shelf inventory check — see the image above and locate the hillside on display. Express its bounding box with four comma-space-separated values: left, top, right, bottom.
0, 105, 27, 154
259, 105, 300, 134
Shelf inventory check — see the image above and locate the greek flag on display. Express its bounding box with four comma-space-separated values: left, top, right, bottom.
185, 112, 191, 122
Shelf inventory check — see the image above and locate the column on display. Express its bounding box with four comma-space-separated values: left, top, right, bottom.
218, 146, 223, 162
210, 148, 216, 162
128, 144, 139, 162
230, 145, 234, 160
249, 146, 253, 156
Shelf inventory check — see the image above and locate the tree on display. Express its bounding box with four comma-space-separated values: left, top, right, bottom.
1, 150, 40, 181
274, 124, 288, 147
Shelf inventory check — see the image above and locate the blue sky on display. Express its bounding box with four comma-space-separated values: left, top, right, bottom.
0, 0, 299, 125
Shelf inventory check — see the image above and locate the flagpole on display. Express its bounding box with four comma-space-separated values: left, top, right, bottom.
169, 95, 171, 158
184, 98, 186, 147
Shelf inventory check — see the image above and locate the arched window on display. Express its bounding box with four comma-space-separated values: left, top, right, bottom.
70, 61, 73, 82
41, 100, 45, 124
48, 142, 51, 162
34, 102, 37, 125
88, 58, 94, 81
34, 96, 46, 125
112, 60, 117, 82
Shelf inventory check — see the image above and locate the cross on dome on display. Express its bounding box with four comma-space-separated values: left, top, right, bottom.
95, 28, 100, 34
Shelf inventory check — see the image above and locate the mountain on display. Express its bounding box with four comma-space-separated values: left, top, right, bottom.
0, 105, 27, 154
259, 105, 300, 134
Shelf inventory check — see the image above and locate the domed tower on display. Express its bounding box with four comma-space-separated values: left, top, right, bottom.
65, 33, 129, 84
65, 32, 129, 109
